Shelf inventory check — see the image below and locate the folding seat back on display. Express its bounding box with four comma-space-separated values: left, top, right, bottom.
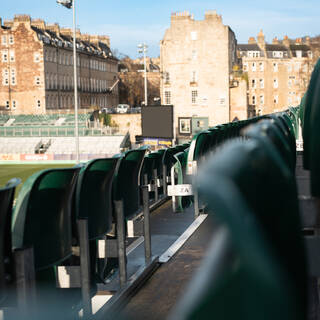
187, 131, 211, 162
198, 138, 307, 315
0, 178, 20, 305
302, 59, 320, 170
266, 114, 296, 158
113, 147, 148, 219
309, 72, 320, 196
75, 157, 121, 240
170, 173, 302, 320
12, 168, 80, 271
243, 119, 295, 171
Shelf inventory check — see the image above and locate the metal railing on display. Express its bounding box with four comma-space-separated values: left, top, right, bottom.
0, 126, 127, 137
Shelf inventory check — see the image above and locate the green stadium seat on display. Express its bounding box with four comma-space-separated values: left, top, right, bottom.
243, 119, 296, 171
74, 157, 121, 240
308, 71, 320, 196
196, 138, 307, 316
113, 146, 148, 219
12, 167, 80, 285
171, 173, 303, 320
302, 59, 320, 170
172, 150, 191, 211
187, 131, 212, 162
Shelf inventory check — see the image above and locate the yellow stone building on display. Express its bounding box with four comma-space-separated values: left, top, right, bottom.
160, 11, 240, 143
238, 31, 314, 115
0, 15, 119, 115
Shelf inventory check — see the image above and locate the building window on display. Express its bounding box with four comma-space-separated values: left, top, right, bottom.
243, 63, 248, 72
179, 118, 191, 135
273, 78, 278, 88
164, 91, 171, 105
248, 51, 260, 58
35, 77, 41, 86
191, 90, 198, 104
8, 35, 14, 45
36, 100, 41, 108
2, 69, 9, 86
191, 71, 197, 83
259, 79, 264, 88
295, 63, 301, 72
1, 35, 7, 45
164, 72, 170, 83
274, 95, 278, 104
251, 79, 256, 88
287, 64, 293, 72
11, 69, 16, 85
288, 96, 292, 105
296, 51, 302, 58
192, 50, 197, 60
252, 95, 256, 105
273, 63, 278, 72
288, 79, 292, 88
259, 62, 264, 71
273, 51, 283, 58
2, 50, 8, 62
259, 95, 264, 105
191, 31, 197, 41
34, 53, 41, 62
5, 101, 9, 109
9, 50, 15, 62
252, 62, 256, 72
12, 100, 17, 109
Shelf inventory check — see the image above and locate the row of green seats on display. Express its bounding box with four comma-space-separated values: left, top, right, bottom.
0, 140, 191, 317
301, 59, 320, 196
171, 116, 306, 319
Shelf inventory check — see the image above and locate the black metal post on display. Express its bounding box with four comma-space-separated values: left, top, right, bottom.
142, 186, 152, 262
77, 219, 92, 317
115, 200, 127, 287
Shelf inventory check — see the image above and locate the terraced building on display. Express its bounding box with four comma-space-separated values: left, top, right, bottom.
238, 30, 315, 115
0, 14, 119, 115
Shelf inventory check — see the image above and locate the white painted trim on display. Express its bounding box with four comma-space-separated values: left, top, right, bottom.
159, 214, 208, 263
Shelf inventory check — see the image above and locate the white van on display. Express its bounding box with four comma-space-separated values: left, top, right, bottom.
116, 104, 129, 113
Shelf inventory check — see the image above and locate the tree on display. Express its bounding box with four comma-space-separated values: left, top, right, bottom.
118, 57, 160, 106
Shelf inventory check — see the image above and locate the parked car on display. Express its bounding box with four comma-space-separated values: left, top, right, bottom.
116, 104, 129, 113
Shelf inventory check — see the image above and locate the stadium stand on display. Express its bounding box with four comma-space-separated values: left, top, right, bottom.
0, 75, 313, 319
0, 112, 131, 156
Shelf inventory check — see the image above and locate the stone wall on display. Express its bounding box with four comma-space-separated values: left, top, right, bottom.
230, 79, 248, 121
160, 10, 237, 141
110, 113, 141, 142
0, 17, 46, 114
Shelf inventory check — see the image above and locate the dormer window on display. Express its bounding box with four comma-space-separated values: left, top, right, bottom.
296, 51, 302, 58
272, 51, 283, 58
248, 51, 260, 58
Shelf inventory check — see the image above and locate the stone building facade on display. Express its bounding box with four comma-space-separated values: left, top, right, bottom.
0, 15, 118, 115
160, 11, 238, 143
238, 31, 314, 115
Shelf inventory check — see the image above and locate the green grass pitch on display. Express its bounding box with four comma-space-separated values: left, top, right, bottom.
0, 164, 73, 197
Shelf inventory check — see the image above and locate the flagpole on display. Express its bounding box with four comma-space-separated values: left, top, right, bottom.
72, 0, 80, 164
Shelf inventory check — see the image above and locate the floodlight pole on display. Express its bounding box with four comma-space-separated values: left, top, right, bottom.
143, 45, 148, 106
138, 43, 148, 106
72, 0, 80, 163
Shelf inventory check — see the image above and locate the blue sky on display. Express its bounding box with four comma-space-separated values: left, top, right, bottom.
1, 0, 319, 58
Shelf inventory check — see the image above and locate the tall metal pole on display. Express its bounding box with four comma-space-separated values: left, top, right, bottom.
72, 0, 80, 163
143, 45, 148, 106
